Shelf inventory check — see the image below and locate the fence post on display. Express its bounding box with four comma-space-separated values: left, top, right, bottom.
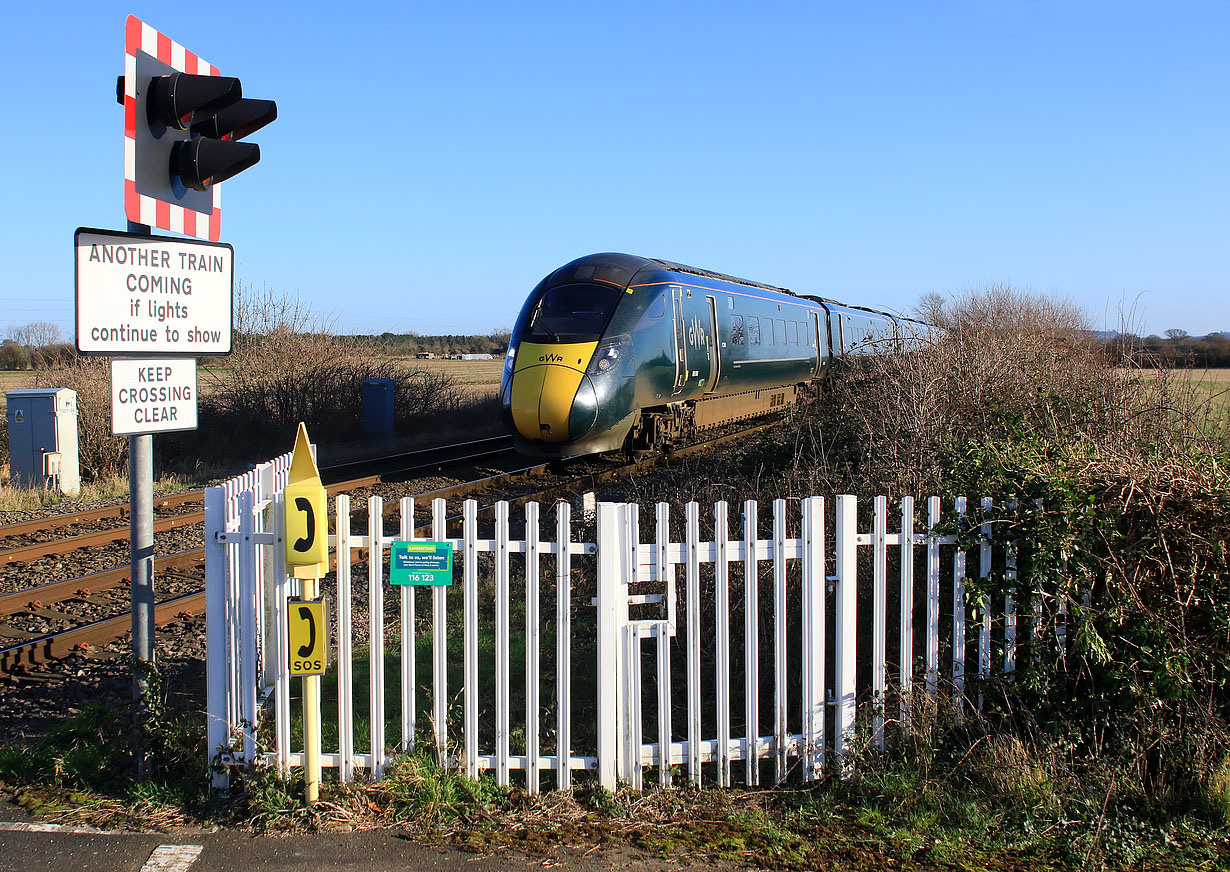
555, 501, 572, 790
369, 496, 386, 777
464, 499, 480, 780
953, 497, 967, 722
872, 496, 887, 751
978, 497, 993, 711
595, 502, 628, 791
834, 494, 857, 775
899, 496, 915, 735
926, 496, 941, 703
431, 497, 448, 768
336, 495, 355, 783
205, 487, 230, 790
686, 502, 702, 785
237, 490, 259, 767
801, 496, 825, 779
271, 492, 291, 778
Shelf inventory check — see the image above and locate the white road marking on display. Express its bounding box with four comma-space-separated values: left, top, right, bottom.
140, 844, 204, 872
0, 821, 110, 834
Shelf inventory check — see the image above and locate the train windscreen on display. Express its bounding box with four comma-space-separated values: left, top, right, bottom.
523, 283, 622, 343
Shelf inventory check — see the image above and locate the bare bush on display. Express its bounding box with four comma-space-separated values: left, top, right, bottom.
186, 286, 471, 465
791, 283, 1120, 496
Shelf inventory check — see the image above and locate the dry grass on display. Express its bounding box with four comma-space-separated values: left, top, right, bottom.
0, 471, 194, 514
389, 358, 504, 397
201, 358, 503, 399
0, 370, 35, 413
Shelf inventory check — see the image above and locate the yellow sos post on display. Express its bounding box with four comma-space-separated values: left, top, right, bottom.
283, 422, 327, 803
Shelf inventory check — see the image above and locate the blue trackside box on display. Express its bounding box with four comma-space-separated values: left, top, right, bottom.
361, 378, 395, 440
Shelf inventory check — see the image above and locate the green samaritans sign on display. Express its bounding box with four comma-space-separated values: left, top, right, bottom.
389, 540, 453, 586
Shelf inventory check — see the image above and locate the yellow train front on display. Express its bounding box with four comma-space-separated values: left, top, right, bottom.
501, 252, 926, 457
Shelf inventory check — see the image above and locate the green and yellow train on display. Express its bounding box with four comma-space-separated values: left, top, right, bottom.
500, 253, 931, 457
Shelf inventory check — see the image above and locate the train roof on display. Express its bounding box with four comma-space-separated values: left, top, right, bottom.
549, 253, 932, 330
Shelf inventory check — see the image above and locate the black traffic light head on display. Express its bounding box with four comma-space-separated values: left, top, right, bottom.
127, 49, 276, 218
192, 98, 277, 141
147, 72, 241, 130
173, 138, 260, 191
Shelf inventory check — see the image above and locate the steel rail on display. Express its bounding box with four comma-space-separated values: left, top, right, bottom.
320, 434, 515, 483
0, 550, 204, 618
0, 591, 206, 676
0, 511, 205, 565
0, 490, 204, 541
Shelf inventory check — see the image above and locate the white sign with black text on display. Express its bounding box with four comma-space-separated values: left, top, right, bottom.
75, 227, 233, 356
111, 358, 198, 436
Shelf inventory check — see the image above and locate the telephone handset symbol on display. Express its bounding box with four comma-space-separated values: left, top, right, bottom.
296, 605, 316, 658
293, 497, 315, 553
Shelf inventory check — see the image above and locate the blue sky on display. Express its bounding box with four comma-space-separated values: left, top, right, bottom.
2, 1, 1226, 339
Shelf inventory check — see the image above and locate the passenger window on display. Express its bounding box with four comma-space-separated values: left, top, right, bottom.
748, 317, 761, 345
775, 319, 786, 346
790, 322, 799, 345
730, 314, 745, 345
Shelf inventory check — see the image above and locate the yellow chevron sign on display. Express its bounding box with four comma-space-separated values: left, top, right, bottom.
284, 422, 327, 579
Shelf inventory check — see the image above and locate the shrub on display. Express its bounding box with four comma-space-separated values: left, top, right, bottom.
165, 286, 477, 468
779, 283, 1230, 814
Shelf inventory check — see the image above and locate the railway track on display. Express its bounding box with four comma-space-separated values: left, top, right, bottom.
0, 422, 777, 677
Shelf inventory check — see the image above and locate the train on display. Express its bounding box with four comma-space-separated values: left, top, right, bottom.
499, 253, 932, 457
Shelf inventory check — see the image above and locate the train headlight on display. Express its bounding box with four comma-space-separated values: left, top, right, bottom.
500, 344, 517, 391
587, 335, 630, 376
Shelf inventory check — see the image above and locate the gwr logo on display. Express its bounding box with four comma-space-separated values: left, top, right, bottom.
539, 353, 564, 363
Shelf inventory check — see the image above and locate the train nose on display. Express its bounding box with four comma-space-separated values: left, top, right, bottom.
509, 343, 598, 442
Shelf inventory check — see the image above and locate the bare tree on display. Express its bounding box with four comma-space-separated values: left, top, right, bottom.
912, 292, 947, 327
1164, 328, 1189, 341
7, 321, 62, 347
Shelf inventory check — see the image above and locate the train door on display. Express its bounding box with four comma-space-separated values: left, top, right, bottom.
810, 310, 829, 376
704, 295, 720, 394
671, 286, 687, 395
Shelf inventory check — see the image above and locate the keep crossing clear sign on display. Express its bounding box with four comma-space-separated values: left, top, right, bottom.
390, 541, 453, 586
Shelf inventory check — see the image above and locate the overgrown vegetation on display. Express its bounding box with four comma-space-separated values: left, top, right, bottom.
798, 284, 1230, 828
0, 660, 209, 826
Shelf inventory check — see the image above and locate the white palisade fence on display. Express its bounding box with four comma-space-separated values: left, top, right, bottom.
206, 467, 1051, 792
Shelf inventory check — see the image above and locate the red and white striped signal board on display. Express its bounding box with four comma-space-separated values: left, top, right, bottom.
123, 15, 223, 241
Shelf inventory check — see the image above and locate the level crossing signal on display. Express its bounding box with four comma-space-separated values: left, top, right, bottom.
121, 16, 277, 239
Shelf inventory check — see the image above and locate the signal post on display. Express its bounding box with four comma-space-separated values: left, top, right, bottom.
74, 15, 276, 773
